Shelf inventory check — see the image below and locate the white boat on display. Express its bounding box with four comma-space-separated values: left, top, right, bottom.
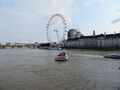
55, 52, 69, 61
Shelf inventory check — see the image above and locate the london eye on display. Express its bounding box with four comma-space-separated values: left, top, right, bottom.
46, 13, 67, 47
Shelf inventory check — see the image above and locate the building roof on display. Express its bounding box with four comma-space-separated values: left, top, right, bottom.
67, 33, 120, 41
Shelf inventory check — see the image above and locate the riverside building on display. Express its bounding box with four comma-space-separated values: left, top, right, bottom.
64, 29, 120, 49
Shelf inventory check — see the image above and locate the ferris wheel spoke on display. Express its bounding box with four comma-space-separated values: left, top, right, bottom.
46, 13, 67, 47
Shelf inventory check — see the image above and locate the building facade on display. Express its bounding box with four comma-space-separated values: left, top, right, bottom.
64, 33, 120, 49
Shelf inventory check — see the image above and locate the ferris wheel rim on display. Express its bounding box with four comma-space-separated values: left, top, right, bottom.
46, 13, 67, 45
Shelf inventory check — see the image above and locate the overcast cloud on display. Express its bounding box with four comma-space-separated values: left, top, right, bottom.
0, 0, 120, 42
0, 0, 73, 43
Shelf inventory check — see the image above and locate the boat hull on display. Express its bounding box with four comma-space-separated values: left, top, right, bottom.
104, 54, 120, 59
55, 53, 68, 61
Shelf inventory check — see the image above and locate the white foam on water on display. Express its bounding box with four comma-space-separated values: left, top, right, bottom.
71, 53, 103, 58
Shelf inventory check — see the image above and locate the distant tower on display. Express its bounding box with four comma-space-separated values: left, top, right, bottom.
114, 31, 116, 34
93, 30, 95, 36
104, 32, 106, 35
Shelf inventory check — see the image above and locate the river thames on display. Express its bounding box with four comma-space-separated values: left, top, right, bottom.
0, 49, 120, 90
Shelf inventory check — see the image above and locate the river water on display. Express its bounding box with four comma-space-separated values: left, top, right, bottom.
0, 49, 120, 90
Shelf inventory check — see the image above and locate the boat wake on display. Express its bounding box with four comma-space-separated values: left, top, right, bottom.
71, 53, 103, 58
